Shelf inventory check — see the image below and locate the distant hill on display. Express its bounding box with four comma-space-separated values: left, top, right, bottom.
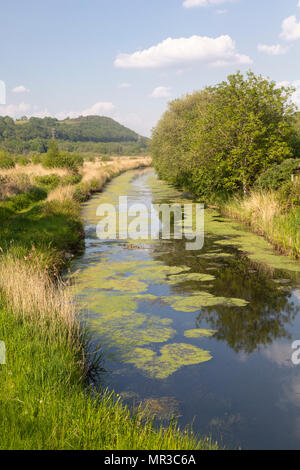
0, 115, 148, 154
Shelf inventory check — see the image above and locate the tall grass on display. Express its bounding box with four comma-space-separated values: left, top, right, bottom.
0, 254, 217, 450
222, 190, 300, 258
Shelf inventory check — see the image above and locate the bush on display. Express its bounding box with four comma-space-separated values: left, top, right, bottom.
43, 141, 84, 171
3, 187, 47, 212
0, 152, 15, 169
31, 153, 43, 165
255, 159, 300, 191
73, 183, 91, 202
34, 175, 61, 191
61, 173, 82, 186
16, 155, 30, 166
277, 180, 300, 210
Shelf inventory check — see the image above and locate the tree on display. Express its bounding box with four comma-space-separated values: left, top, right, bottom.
152, 71, 297, 199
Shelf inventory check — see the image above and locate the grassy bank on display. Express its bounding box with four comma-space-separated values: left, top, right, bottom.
221, 183, 300, 259
0, 156, 217, 450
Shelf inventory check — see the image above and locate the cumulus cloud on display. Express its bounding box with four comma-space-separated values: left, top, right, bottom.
0, 102, 31, 117
257, 43, 289, 56
81, 102, 115, 116
0, 101, 116, 120
183, 0, 233, 8
280, 15, 300, 41
114, 35, 252, 69
12, 85, 30, 94
151, 86, 172, 99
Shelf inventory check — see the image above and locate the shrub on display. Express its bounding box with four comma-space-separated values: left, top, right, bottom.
34, 175, 61, 191
16, 155, 30, 166
31, 153, 43, 165
73, 183, 91, 202
277, 180, 300, 210
0, 152, 15, 169
255, 159, 300, 191
4, 187, 47, 212
61, 173, 82, 186
43, 142, 84, 171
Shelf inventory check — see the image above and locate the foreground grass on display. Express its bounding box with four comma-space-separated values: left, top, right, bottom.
222, 189, 300, 259
0, 304, 215, 450
0, 158, 217, 450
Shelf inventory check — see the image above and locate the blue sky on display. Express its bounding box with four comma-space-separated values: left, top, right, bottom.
1, 0, 300, 136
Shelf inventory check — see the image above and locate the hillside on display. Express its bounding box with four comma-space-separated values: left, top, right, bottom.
0, 115, 148, 154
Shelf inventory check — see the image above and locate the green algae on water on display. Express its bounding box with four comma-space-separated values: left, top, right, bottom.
184, 329, 217, 338
125, 343, 213, 379
166, 272, 215, 284
163, 292, 248, 312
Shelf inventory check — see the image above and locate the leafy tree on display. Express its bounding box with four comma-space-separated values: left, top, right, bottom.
152, 71, 298, 199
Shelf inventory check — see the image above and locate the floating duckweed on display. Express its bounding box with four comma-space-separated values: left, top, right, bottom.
100, 278, 147, 293
166, 272, 215, 284
197, 252, 234, 259
184, 329, 217, 338
131, 265, 191, 284
135, 294, 158, 301
204, 210, 300, 272
163, 293, 248, 312
125, 343, 213, 379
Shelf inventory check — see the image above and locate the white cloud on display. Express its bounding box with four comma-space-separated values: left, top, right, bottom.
12, 85, 30, 94
118, 82, 131, 88
0, 102, 31, 117
0, 101, 116, 120
151, 86, 172, 99
280, 15, 300, 41
257, 43, 289, 56
183, 0, 233, 8
81, 102, 115, 116
114, 35, 252, 69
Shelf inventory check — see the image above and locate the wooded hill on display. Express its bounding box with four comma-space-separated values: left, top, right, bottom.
0, 115, 148, 154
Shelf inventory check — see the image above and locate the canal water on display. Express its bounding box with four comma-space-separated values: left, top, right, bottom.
71, 168, 300, 450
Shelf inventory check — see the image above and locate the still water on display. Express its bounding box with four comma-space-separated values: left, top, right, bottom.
71, 169, 300, 450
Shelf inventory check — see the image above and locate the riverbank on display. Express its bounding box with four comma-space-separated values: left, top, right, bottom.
220, 189, 300, 259
0, 158, 218, 450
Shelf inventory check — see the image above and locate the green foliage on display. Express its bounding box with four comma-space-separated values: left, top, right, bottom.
15, 154, 30, 166
61, 173, 82, 186
34, 174, 61, 191
2, 187, 47, 212
255, 158, 300, 191
277, 180, 300, 210
0, 151, 15, 169
42, 141, 84, 171
31, 153, 43, 165
152, 71, 297, 199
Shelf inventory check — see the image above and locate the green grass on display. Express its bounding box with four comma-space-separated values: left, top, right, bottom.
0, 308, 217, 450
0, 175, 218, 451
